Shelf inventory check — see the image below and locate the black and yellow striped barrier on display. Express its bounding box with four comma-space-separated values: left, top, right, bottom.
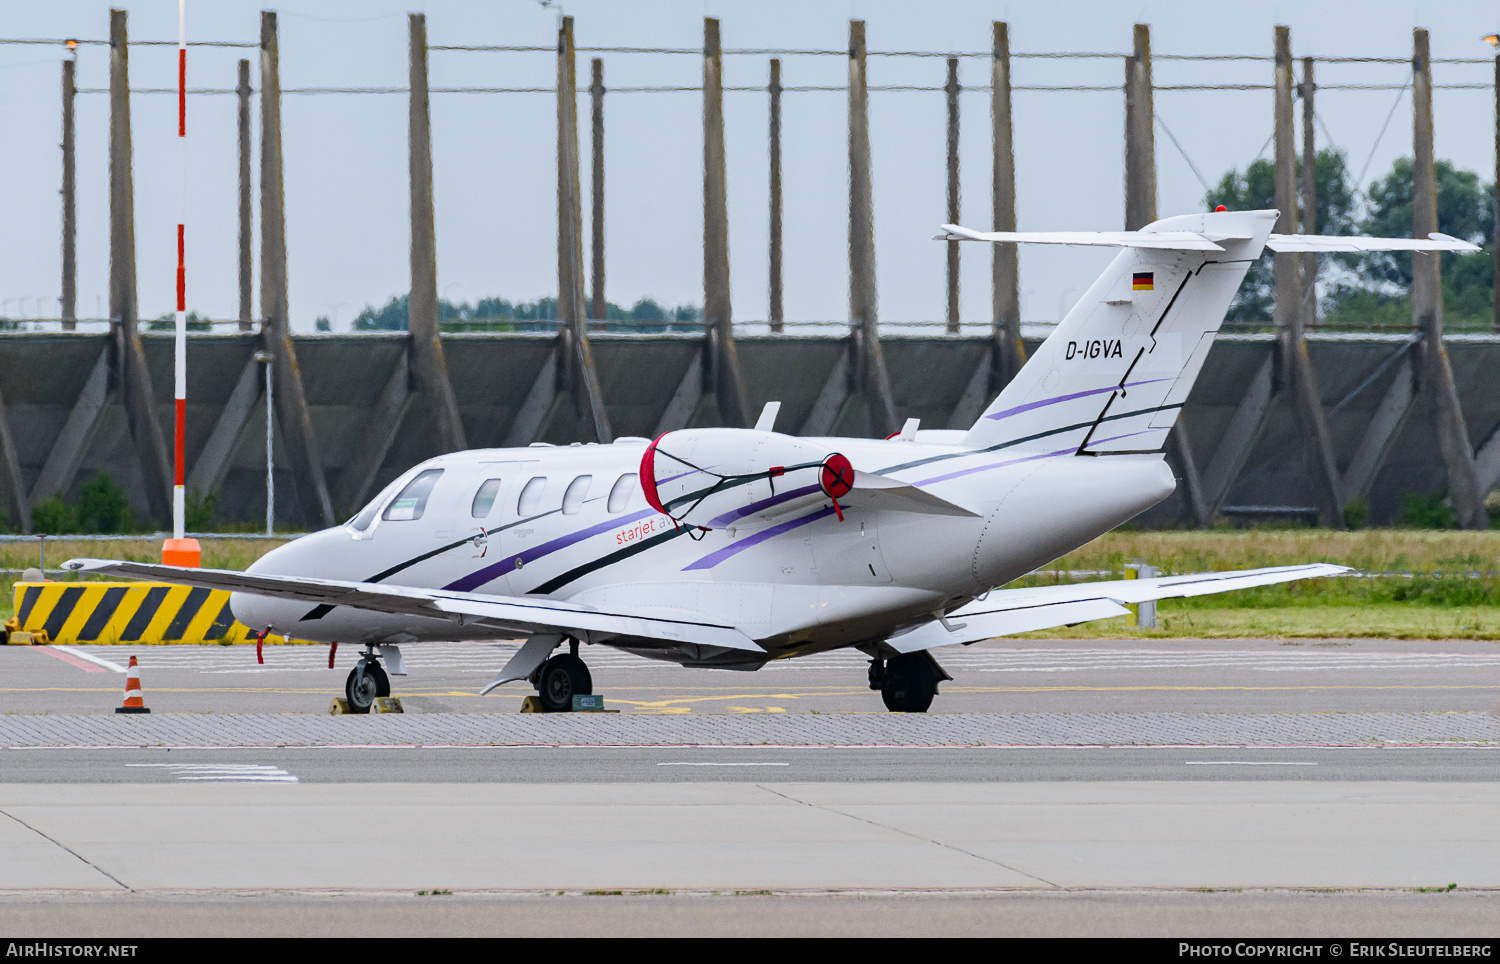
7, 581, 302, 645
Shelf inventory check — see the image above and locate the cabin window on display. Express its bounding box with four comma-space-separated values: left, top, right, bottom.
471, 478, 503, 519
607, 473, 636, 513
382, 468, 443, 522
562, 475, 592, 515
517, 477, 547, 516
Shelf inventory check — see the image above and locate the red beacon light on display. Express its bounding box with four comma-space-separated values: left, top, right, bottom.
1215, 205, 1227, 212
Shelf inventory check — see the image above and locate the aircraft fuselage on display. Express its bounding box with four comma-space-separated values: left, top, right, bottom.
232, 435, 1175, 666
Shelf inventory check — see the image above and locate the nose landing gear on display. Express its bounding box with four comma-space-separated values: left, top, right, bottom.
345, 646, 391, 714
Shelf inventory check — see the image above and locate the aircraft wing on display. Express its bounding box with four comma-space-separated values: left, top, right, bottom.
887, 563, 1348, 654
59, 558, 764, 652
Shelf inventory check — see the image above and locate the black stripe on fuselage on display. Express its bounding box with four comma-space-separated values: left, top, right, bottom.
298, 507, 565, 621
525, 525, 689, 596
875, 400, 1182, 477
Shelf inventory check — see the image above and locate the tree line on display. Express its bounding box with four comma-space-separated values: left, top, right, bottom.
342, 295, 703, 333
1205, 151, 1495, 326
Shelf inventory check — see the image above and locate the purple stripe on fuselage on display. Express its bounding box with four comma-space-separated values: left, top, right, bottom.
1082, 430, 1153, 450
984, 378, 1173, 422
912, 429, 1159, 488
682, 507, 836, 571
706, 483, 821, 528
913, 447, 1073, 487
658, 465, 709, 486
444, 506, 657, 592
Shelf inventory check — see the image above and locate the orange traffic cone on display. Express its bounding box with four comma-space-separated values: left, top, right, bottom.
115, 655, 150, 714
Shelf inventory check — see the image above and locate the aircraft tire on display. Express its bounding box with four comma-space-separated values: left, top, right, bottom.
536, 654, 593, 712
345, 660, 389, 714
880, 653, 936, 713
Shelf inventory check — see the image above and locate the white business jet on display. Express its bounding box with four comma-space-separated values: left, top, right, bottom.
66, 210, 1476, 712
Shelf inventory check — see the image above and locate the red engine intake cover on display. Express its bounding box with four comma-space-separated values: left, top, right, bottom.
819, 453, 855, 500
639, 434, 668, 515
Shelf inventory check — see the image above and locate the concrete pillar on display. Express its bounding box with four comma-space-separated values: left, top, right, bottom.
0, 387, 29, 533
1274, 25, 1343, 530
1123, 24, 1156, 230
1300, 57, 1318, 327
848, 20, 899, 438
237, 58, 252, 332
555, 16, 611, 442
1272, 27, 1300, 321
110, 8, 172, 526
945, 57, 960, 334
408, 13, 466, 454
61, 56, 76, 330
260, 10, 334, 528
991, 22, 1023, 388
1413, 28, 1487, 528
768, 58, 784, 334
590, 57, 605, 324
703, 17, 750, 428
108, 10, 136, 340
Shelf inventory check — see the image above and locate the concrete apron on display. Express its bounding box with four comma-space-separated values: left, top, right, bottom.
2, 781, 1496, 891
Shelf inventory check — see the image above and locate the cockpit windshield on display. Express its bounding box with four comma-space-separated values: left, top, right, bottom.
347, 471, 421, 532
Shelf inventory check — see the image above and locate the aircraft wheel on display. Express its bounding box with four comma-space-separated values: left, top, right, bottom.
536, 654, 593, 712
881, 653, 937, 713
345, 660, 389, 714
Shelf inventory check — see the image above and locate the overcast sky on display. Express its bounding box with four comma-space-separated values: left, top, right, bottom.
0, 1, 1496, 331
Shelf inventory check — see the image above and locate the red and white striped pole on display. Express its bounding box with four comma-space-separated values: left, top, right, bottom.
163, 0, 200, 568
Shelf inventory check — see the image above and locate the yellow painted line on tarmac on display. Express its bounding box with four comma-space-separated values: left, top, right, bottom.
0, 686, 524, 697
7, 683, 1500, 697
939, 684, 1500, 693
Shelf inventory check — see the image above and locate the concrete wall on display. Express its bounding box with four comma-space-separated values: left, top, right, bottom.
2, 330, 1493, 529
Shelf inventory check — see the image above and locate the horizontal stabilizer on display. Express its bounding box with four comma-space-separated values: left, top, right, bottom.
59, 558, 764, 652
937, 222, 1482, 255
934, 223, 1225, 251
1264, 232, 1480, 253
891, 563, 1348, 653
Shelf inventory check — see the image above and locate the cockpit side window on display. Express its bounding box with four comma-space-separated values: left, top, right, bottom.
517, 477, 547, 516
607, 473, 636, 513
382, 468, 444, 522
471, 478, 503, 519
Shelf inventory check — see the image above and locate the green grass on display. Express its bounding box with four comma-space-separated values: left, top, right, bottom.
1014, 603, 1500, 640
1007, 529, 1500, 639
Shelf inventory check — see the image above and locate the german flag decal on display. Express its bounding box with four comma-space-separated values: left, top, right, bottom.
1132, 271, 1154, 291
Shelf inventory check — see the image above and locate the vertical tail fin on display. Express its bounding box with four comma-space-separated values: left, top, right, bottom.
959, 209, 1277, 454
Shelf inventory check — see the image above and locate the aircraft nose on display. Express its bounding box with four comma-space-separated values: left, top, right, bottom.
233, 527, 344, 635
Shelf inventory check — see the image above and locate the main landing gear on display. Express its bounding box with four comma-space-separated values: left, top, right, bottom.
532, 639, 594, 713
868, 652, 943, 713
345, 646, 391, 714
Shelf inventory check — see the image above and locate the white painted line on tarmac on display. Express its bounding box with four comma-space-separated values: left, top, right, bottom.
126, 763, 298, 782
1184, 761, 1319, 766
50, 646, 126, 673
657, 762, 792, 766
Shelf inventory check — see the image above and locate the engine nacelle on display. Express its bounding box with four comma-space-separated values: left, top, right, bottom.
640, 428, 853, 530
